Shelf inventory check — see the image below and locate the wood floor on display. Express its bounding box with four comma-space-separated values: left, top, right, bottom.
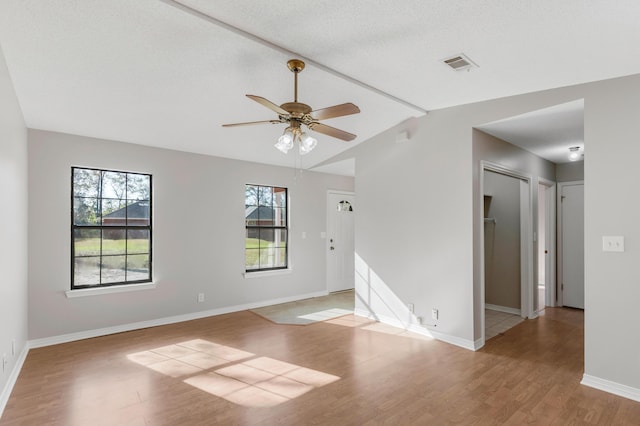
2, 308, 639, 425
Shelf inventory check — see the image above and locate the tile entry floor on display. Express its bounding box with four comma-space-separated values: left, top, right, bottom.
485, 308, 524, 340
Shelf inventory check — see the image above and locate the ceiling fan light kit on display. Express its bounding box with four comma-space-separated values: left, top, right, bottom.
223, 59, 360, 155
275, 125, 317, 155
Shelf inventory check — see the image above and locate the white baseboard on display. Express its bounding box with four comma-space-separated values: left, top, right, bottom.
427, 328, 479, 351
0, 344, 29, 418
353, 308, 477, 351
29, 290, 329, 349
354, 308, 433, 338
485, 303, 521, 316
581, 374, 640, 402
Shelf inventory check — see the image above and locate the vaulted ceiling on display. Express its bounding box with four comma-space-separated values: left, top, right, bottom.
0, 1, 638, 171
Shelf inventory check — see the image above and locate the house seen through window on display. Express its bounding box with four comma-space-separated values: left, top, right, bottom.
245, 184, 288, 272
72, 167, 152, 289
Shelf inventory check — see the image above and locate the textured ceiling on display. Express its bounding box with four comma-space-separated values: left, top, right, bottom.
0, 1, 637, 171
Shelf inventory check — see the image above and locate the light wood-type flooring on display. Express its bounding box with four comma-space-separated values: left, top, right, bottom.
2, 308, 639, 425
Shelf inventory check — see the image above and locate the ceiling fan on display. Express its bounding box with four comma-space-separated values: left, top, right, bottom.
222, 59, 360, 155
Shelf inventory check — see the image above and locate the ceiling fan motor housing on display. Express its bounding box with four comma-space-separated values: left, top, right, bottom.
279, 102, 312, 123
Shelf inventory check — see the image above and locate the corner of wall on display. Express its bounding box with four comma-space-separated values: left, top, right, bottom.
581, 374, 640, 403
0, 345, 29, 417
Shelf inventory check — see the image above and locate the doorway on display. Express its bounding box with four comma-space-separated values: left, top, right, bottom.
558, 181, 584, 309
326, 191, 355, 293
537, 180, 556, 312
481, 163, 533, 341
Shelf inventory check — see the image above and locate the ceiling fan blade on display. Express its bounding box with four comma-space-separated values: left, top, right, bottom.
308, 122, 357, 141
222, 120, 281, 127
311, 103, 360, 121
246, 95, 289, 116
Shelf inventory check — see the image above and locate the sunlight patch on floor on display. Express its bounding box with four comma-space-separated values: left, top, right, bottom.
128, 339, 339, 408
325, 315, 434, 341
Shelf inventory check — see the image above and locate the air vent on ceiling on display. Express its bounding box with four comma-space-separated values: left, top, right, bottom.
442, 53, 478, 71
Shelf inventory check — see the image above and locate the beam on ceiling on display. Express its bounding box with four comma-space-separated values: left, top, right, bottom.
159, 0, 428, 116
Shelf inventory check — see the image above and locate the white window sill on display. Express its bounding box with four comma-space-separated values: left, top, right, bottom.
243, 268, 292, 279
65, 282, 157, 298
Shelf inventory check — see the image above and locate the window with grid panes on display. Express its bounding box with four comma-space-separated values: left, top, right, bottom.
71, 167, 152, 288
245, 185, 288, 272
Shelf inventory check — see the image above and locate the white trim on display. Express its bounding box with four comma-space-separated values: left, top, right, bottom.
519, 179, 533, 319
427, 329, 479, 351
29, 290, 328, 349
0, 344, 29, 418
243, 268, 292, 279
353, 308, 478, 351
326, 189, 356, 196
472, 338, 485, 350
556, 180, 584, 307
581, 374, 640, 402
485, 303, 521, 315
65, 282, 157, 298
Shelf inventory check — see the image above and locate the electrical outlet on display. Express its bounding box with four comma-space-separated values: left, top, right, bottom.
417, 316, 423, 325
12, 339, 15, 356
432, 309, 439, 320
197, 293, 205, 303
407, 303, 414, 313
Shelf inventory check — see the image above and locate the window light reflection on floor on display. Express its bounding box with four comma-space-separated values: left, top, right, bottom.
127, 339, 340, 408
324, 315, 434, 341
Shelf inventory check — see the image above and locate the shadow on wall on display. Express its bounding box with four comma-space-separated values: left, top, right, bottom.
354, 252, 433, 336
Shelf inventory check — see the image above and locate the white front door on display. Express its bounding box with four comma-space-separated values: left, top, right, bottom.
327, 191, 355, 293
561, 183, 584, 309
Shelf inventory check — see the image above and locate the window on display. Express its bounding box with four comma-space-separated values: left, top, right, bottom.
337, 200, 353, 212
72, 167, 152, 289
245, 184, 288, 272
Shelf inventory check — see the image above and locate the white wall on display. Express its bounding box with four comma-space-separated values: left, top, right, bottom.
0, 44, 28, 410
27, 129, 353, 340
331, 73, 640, 395
556, 161, 584, 182
583, 76, 640, 394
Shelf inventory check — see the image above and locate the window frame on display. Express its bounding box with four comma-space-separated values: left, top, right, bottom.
71, 166, 153, 290
245, 184, 289, 273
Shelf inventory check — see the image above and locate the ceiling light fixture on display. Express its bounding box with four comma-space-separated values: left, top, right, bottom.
274, 125, 317, 155
568, 146, 581, 161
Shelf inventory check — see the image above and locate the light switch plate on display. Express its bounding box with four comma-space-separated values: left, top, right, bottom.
602, 236, 624, 252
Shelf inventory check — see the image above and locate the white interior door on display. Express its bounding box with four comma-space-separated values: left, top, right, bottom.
327, 191, 355, 293
561, 183, 584, 309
